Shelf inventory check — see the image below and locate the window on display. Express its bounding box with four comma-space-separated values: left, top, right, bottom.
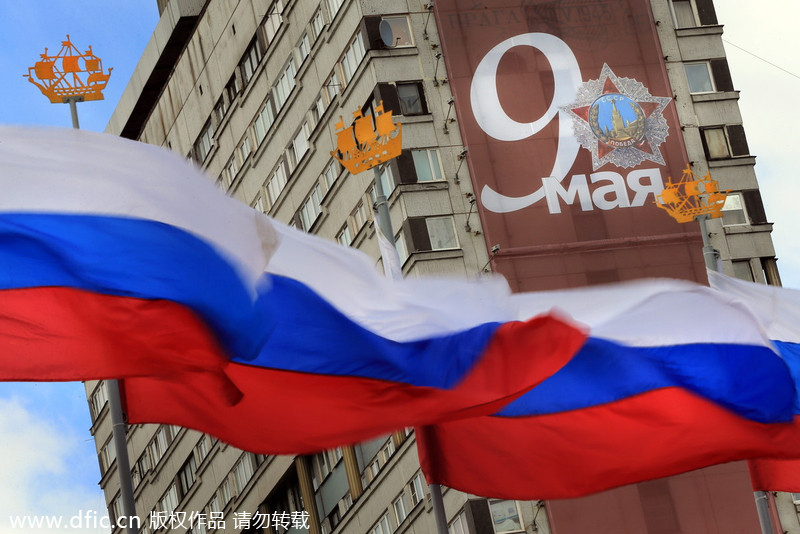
395, 233, 409, 265
213, 94, 229, 124
378, 16, 414, 47
409, 473, 426, 506
297, 31, 311, 65
147, 426, 173, 467
311, 9, 325, 41
721, 192, 747, 226
179, 455, 198, 496
158, 483, 179, 514
193, 120, 215, 163
732, 259, 754, 282
253, 193, 267, 214
670, 0, 696, 28
337, 225, 353, 246
224, 155, 239, 187
685, 59, 733, 94
111, 496, 123, 526
254, 100, 276, 144
99, 438, 116, 474
261, 1, 285, 46
233, 454, 256, 494
326, 0, 345, 19
221, 475, 235, 506
402, 216, 459, 254
323, 160, 341, 189
701, 125, 749, 160
449, 510, 468, 534
194, 435, 212, 464
363, 439, 396, 485
684, 62, 714, 93
397, 82, 427, 115
377, 165, 395, 195
393, 492, 410, 525
238, 134, 252, 164
299, 182, 325, 231
671, 0, 718, 27
132, 452, 151, 488
339, 32, 366, 86
289, 122, 311, 169
225, 73, 241, 107
369, 513, 392, 534
364, 15, 414, 49
239, 37, 264, 87
489, 499, 524, 533
89, 382, 108, 420
266, 159, 289, 205
312, 448, 343, 489
350, 199, 371, 234
427, 217, 458, 250
412, 149, 444, 182
274, 59, 297, 109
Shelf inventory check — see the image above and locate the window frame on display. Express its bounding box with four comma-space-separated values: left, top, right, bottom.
721, 192, 748, 226
684, 61, 715, 94
488, 499, 525, 534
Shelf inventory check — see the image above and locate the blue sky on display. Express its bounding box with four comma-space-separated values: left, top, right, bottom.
0, 2, 159, 532
1, 0, 799, 532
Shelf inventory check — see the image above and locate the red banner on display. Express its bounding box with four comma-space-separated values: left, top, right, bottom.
434, 0, 705, 291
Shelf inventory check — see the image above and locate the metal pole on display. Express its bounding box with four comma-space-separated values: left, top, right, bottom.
696, 215, 719, 271
373, 165, 393, 241
698, 213, 776, 534
108, 380, 139, 534
372, 164, 448, 534
67, 103, 138, 533
429, 484, 449, 534
64, 96, 83, 129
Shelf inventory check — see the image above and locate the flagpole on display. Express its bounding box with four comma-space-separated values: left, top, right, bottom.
657, 169, 778, 534
372, 165, 450, 534
66, 101, 139, 534
697, 216, 776, 534
34, 44, 139, 530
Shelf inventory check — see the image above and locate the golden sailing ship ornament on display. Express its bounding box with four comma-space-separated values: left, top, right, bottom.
655, 165, 727, 223
24, 35, 112, 103
331, 102, 402, 174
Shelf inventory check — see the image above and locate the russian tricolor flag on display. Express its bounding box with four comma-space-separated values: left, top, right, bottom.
0, 126, 275, 391
417, 278, 799, 499
0, 126, 583, 449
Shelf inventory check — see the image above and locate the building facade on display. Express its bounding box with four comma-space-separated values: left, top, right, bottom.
87, 0, 794, 533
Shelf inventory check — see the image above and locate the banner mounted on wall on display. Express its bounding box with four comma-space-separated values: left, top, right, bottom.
433, 0, 704, 290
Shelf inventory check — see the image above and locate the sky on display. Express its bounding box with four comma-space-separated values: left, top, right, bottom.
0, 0, 799, 532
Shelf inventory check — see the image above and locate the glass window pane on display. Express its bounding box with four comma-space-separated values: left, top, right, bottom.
426, 217, 458, 250
732, 260, 754, 282
703, 128, 729, 159
489, 499, 523, 533
685, 63, 713, 93
380, 16, 413, 47
721, 193, 747, 225
672, 0, 696, 28
397, 83, 424, 115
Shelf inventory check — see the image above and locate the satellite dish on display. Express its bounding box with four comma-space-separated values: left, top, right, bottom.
379, 20, 396, 48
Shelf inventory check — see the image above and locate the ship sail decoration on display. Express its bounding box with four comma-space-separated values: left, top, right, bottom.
331, 102, 402, 174
655, 165, 727, 223
24, 35, 112, 103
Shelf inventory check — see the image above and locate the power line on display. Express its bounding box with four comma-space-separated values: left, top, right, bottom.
723, 38, 800, 81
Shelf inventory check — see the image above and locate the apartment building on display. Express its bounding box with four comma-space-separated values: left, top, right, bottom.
87, 0, 792, 533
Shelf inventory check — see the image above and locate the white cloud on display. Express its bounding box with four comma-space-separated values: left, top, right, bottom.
0, 397, 109, 534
